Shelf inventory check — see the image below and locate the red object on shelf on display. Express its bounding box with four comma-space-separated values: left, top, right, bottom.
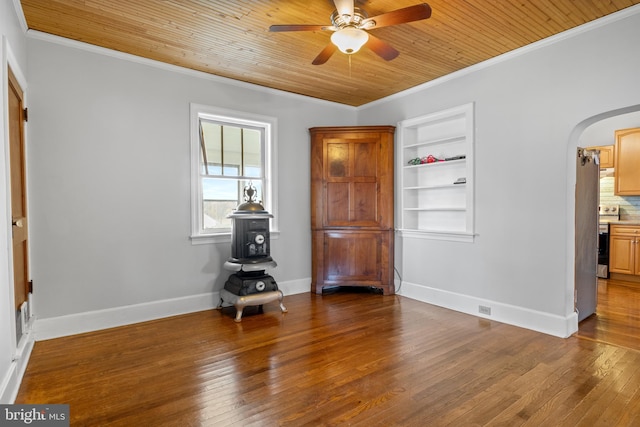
421, 154, 440, 164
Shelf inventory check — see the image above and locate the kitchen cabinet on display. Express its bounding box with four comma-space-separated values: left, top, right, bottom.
587, 145, 614, 168
397, 103, 475, 242
310, 126, 395, 295
614, 128, 640, 195
609, 224, 640, 276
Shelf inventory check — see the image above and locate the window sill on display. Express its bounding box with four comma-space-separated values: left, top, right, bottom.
190, 230, 280, 245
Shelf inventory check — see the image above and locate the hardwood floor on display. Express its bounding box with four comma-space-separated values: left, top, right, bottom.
17, 288, 640, 426
577, 278, 640, 352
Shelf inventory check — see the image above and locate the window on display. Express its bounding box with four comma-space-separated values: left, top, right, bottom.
190, 104, 277, 243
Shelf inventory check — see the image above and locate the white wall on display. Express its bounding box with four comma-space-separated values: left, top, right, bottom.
357, 7, 640, 337
25, 34, 356, 337
0, 0, 29, 404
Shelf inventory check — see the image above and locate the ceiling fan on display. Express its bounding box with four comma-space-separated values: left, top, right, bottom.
269, 1, 432, 65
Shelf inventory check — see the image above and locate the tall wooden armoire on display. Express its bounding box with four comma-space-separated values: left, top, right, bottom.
309, 126, 395, 295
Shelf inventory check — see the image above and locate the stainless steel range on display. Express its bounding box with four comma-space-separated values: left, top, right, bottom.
599, 204, 620, 225
597, 204, 619, 278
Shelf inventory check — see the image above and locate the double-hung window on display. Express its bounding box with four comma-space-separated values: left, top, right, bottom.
190, 104, 277, 243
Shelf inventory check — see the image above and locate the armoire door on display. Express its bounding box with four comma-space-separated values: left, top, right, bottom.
314, 230, 393, 289
324, 137, 380, 227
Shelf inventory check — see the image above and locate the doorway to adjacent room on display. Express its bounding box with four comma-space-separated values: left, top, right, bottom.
573, 105, 640, 347
8, 65, 30, 342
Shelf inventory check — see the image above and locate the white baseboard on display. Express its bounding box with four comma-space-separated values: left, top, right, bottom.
280, 277, 311, 296
398, 281, 578, 338
33, 278, 311, 341
0, 331, 34, 404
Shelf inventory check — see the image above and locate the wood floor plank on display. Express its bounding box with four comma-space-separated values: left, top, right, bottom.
15, 287, 640, 426
576, 279, 640, 351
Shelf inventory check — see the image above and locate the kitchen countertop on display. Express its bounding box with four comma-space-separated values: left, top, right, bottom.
608, 220, 640, 226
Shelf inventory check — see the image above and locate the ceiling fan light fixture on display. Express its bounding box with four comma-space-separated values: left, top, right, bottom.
330, 27, 369, 54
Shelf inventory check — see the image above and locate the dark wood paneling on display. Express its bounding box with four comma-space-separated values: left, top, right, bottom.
323, 231, 381, 282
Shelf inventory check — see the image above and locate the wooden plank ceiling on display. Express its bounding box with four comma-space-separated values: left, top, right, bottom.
19, 0, 640, 106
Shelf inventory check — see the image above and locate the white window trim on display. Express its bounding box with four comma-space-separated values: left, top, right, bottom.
190, 103, 278, 244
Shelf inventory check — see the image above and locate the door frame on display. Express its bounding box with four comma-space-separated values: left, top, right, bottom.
2, 39, 31, 352
8, 62, 30, 332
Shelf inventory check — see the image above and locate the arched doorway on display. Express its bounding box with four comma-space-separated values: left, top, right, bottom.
568, 104, 640, 336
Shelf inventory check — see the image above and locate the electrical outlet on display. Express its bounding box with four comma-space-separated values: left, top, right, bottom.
20, 302, 28, 331
479, 305, 491, 315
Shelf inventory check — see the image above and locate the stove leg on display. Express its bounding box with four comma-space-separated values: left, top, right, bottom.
219, 289, 287, 322
234, 305, 245, 322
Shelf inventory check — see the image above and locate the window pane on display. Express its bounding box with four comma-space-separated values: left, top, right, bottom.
202, 200, 234, 230
201, 178, 264, 230
201, 121, 221, 174
202, 177, 238, 230
223, 126, 242, 177
203, 177, 238, 201
223, 165, 239, 175
243, 129, 262, 178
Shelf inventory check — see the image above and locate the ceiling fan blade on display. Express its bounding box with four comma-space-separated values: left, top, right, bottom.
366, 34, 399, 61
333, 0, 354, 17
362, 3, 432, 29
269, 24, 331, 32
312, 43, 338, 65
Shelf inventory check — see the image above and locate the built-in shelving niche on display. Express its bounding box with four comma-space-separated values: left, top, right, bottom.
397, 103, 475, 242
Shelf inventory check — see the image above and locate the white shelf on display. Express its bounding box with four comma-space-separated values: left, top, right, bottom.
403, 207, 466, 211
397, 103, 475, 241
397, 228, 475, 243
404, 135, 466, 149
404, 183, 465, 190
403, 158, 466, 169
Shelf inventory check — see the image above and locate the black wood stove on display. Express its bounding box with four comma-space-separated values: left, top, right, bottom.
217, 183, 287, 321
